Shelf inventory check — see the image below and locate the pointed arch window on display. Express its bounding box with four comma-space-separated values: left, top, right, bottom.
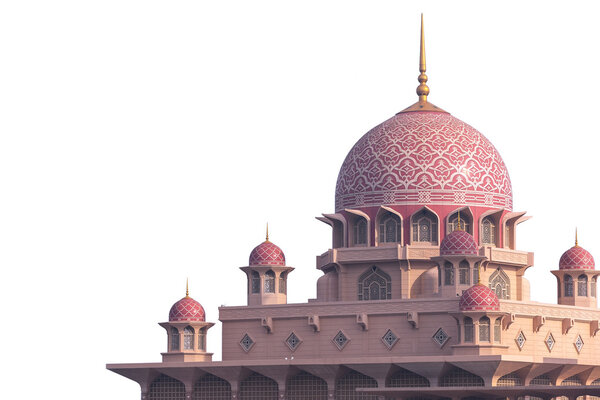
183, 326, 194, 350
411, 209, 438, 244
444, 262, 454, 286
459, 260, 470, 285
565, 275, 574, 297
494, 318, 502, 343
592, 277, 597, 297
264, 270, 275, 293
278, 272, 287, 294
251, 271, 260, 294
449, 212, 471, 234
358, 266, 391, 300
481, 216, 496, 245
170, 327, 180, 351
379, 214, 401, 243
578, 274, 588, 296
489, 268, 510, 299
353, 219, 367, 245
464, 317, 474, 343
479, 316, 490, 342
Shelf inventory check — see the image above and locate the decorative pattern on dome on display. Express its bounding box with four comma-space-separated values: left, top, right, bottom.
335, 112, 512, 211
440, 230, 478, 256
249, 241, 286, 266
169, 297, 206, 322
559, 246, 595, 270
459, 284, 500, 311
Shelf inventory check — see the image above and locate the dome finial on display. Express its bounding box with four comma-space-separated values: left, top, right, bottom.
185, 278, 189, 298
575, 227, 579, 247
416, 13, 430, 102
457, 210, 462, 231
266, 222, 270, 242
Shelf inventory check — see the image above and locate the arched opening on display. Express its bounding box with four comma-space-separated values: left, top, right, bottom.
448, 209, 472, 234
198, 329, 206, 351
530, 374, 551, 385
251, 271, 260, 294
565, 275, 574, 297
358, 266, 391, 301
183, 326, 194, 350
170, 327, 179, 351
411, 209, 438, 244
335, 370, 377, 399
464, 317, 474, 343
264, 270, 275, 293
593, 276, 597, 297
287, 371, 328, 400
439, 367, 484, 387
240, 372, 278, 400
497, 372, 522, 386
444, 262, 454, 286
353, 218, 367, 246
479, 316, 490, 342
378, 213, 401, 244
489, 268, 510, 299
561, 375, 582, 386
481, 216, 496, 246
193, 374, 231, 400
459, 260, 470, 285
578, 274, 588, 296
494, 317, 502, 343
149, 374, 185, 400
278, 271, 287, 294
387, 367, 430, 387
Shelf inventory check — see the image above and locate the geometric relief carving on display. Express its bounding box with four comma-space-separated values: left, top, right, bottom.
333, 331, 349, 350
240, 333, 255, 353
381, 329, 399, 350
545, 332, 555, 352
432, 328, 450, 348
574, 334, 584, 353
285, 332, 302, 352
515, 330, 526, 350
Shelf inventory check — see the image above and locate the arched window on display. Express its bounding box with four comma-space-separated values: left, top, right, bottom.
473, 262, 480, 284
439, 367, 484, 387
193, 374, 231, 400
444, 262, 454, 286
481, 216, 496, 245
459, 260, 470, 285
183, 326, 194, 350
411, 209, 438, 244
198, 330, 206, 351
489, 268, 510, 299
494, 318, 502, 343
170, 327, 180, 351
264, 270, 275, 293
335, 371, 377, 399
449, 211, 471, 234
565, 275, 574, 297
251, 271, 260, 294
379, 214, 401, 243
353, 218, 367, 245
479, 316, 490, 342
287, 371, 328, 400
578, 274, 588, 296
358, 266, 391, 300
387, 367, 430, 387
279, 272, 287, 294
593, 277, 597, 297
497, 372, 522, 386
240, 373, 278, 400
149, 374, 186, 400
464, 317, 474, 343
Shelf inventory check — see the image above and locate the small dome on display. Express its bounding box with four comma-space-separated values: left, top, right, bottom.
169, 296, 206, 322
249, 241, 286, 266
459, 284, 500, 311
440, 230, 478, 256
559, 246, 595, 270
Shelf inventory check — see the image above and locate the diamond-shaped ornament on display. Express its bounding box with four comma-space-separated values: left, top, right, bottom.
545, 333, 555, 351
515, 331, 526, 350
381, 329, 399, 349
240, 333, 254, 352
333, 331, 349, 350
574, 335, 584, 353
432, 328, 449, 347
285, 332, 301, 351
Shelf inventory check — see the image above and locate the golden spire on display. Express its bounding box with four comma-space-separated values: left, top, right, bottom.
185, 278, 189, 298
266, 223, 270, 242
575, 227, 579, 247
417, 13, 429, 102
457, 210, 462, 231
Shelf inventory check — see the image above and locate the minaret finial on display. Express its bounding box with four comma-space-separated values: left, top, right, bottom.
575, 227, 579, 247
457, 210, 462, 231
186, 278, 189, 298
416, 13, 430, 102
266, 223, 269, 242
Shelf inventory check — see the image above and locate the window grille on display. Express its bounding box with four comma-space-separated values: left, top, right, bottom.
240, 373, 278, 400
287, 371, 328, 400
444, 262, 454, 286
459, 260, 470, 285
591, 378, 600, 385
464, 317, 474, 343
497, 372, 522, 386
578, 274, 588, 296
335, 370, 378, 400
264, 270, 275, 293
565, 275, 574, 297
357, 266, 391, 300
240, 333, 254, 352
379, 214, 401, 243
479, 317, 490, 342
354, 219, 367, 245
489, 268, 510, 299
481, 216, 495, 245
411, 210, 438, 243
183, 326, 194, 350
388, 368, 429, 387
279, 272, 287, 294
494, 318, 501, 343
561, 375, 582, 386
440, 367, 484, 387
530, 374, 551, 385
170, 327, 179, 351
251, 271, 260, 294
149, 375, 185, 400
193, 374, 231, 400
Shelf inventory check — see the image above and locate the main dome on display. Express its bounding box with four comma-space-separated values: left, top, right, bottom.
335, 111, 512, 212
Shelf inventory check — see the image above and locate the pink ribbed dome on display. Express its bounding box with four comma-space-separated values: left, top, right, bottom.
335, 111, 512, 212
249, 241, 286, 266
169, 296, 206, 322
559, 246, 595, 270
440, 230, 478, 256
459, 284, 500, 311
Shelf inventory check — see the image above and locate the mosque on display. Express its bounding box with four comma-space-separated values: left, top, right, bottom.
107, 17, 600, 400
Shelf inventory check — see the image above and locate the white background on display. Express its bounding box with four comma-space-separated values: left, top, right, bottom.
2, 1, 600, 399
